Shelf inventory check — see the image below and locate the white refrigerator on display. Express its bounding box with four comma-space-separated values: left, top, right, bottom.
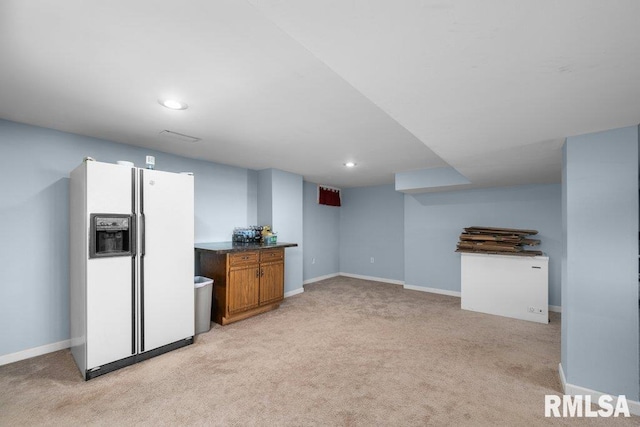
70, 159, 194, 380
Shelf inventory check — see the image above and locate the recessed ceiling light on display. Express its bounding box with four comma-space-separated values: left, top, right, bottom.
159, 99, 188, 110
344, 162, 356, 167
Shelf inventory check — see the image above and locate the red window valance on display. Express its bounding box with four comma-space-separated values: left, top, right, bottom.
318, 185, 341, 207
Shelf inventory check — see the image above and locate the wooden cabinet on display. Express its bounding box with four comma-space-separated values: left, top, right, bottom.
197, 248, 285, 325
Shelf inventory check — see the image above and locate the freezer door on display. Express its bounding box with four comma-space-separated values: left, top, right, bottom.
140, 169, 194, 352
85, 161, 136, 369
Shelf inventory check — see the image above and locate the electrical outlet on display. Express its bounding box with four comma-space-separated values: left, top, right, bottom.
311, 258, 316, 264
370, 257, 375, 263
528, 306, 544, 315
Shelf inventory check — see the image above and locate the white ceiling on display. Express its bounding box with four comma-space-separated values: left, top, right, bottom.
1, 0, 639, 189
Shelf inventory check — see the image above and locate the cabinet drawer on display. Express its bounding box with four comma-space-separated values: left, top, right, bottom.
260, 249, 284, 262
229, 251, 259, 266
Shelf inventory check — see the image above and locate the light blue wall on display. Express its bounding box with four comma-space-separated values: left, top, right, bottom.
404, 184, 562, 306
247, 170, 258, 225
257, 169, 304, 293
302, 181, 340, 281
339, 185, 404, 281
271, 170, 304, 294
0, 119, 257, 357
562, 126, 639, 399
257, 169, 273, 227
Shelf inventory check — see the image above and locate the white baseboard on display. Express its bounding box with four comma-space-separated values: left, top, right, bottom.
303, 273, 340, 285
339, 272, 404, 286
549, 305, 562, 313
284, 287, 304, 298
403, 284, 462, 298
559, 363, 640, 416
0, 339, 71, 366
559, 362, 567, 391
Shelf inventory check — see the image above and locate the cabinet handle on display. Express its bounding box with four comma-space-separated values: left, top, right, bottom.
242, 256, 249, 260
256, 269, 259, 278
261, 269, 264, 277
531, 266, 541, 269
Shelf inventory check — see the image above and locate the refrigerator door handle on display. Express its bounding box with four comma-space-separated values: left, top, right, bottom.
130, 167, 137, 355
139, 215, 145, 351
140, 252, 145, 352
140, 213, 146, 256
130, 168, 136, 255
129, 214, 137, 255
139, 168, 145, 352
131, 256, 136, 355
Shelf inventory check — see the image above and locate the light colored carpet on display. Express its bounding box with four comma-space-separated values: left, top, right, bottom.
0, 276, 636, 426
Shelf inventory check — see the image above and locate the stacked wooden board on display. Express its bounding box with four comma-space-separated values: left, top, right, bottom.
456, 226, 543, 257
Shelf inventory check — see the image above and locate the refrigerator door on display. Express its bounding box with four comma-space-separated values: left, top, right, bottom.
86, 162, 136, 369
139, 169, 194, 352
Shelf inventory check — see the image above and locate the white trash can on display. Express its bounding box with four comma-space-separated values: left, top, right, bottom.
194, 276, 213, 334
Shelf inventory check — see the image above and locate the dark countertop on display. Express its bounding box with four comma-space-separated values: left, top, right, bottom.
194, 241, 298, 254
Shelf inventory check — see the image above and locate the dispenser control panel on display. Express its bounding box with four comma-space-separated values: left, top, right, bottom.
95, 217, 129, 231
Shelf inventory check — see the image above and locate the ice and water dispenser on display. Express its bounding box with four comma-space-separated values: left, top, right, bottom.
89, 214, 134, 258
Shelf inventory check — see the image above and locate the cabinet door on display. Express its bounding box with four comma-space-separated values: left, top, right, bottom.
228, 265, 260, 314
259, 261, 284, 305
